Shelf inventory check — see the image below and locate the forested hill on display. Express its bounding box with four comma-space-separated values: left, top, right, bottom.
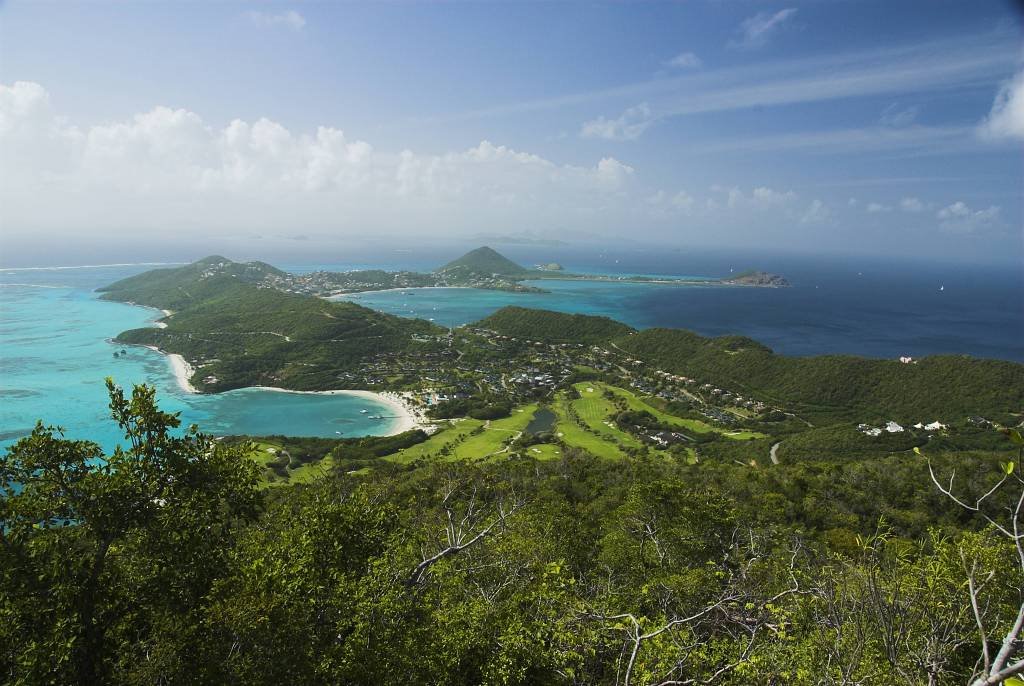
616, 326, 1024, 424
101, 261, 443, 392
476, 306, 635, 344
436, 246, 529, 277
97, 256, 287, 311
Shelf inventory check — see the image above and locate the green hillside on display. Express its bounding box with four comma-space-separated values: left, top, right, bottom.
101, 258, 444, 392
476, 306, 635, 344
436, 246, 528, 276
616, 326, 1024, 423
97, 256, 288, 311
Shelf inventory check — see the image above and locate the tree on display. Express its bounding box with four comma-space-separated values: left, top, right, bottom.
924, 430, 1024, 685
0, 379, 259, 685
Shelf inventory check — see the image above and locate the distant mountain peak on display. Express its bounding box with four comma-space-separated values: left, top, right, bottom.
437, 246, 528, 276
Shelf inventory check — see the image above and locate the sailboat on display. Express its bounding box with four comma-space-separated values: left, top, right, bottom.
939, 285, 945, 292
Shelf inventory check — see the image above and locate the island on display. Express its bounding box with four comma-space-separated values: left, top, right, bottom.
98, 256, 1020, 432
101, 247, 788, 302
9, 254, 1024, 686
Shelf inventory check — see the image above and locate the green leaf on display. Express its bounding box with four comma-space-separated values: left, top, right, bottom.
1008, 429, 1024, 445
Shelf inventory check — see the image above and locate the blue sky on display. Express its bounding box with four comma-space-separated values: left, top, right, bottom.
1, 1, 1021, 264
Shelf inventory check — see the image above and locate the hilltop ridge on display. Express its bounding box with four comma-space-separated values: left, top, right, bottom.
436, 246, 529, 277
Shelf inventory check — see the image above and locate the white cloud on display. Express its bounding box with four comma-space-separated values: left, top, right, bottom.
800, 199, 832, 225
880, 103, 919, 127
424, 30, 1018, 145
666, 51, 702, 69
900, 196, 927, 212
936, 201, 1001, 233
646, 189, 695, 214
245, 10, 306, 31
580, 103, 654, 141
978, 70, 1024, 141
729, 8, 798, 50
751, 186, 797, 206
866, 202, 892, 213
0, 81, 637, 237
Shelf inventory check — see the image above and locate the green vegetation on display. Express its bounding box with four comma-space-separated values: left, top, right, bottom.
4, 383, 1024, 684
616, 327, 1024, 424
105, 269, 442, 392
436, 245, 529, 277
97, 255, 286, 311
478, 305, 635, 344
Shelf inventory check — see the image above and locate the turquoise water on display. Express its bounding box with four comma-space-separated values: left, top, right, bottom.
336, 281, 656, 328
0, 272, 404, 452
3, 253, 1021, 453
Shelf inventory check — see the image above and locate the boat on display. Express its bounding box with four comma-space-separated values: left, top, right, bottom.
360, 409, 369, 414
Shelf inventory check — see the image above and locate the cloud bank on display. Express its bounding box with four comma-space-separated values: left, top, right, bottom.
0, 80, 1012, 257
0, 81, 637, 238
979, 70, 1024, 141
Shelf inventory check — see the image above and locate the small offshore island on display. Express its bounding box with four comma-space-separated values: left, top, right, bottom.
107, 246, 789, 299
96, 246, 789, 399
93, 248, 1021, 486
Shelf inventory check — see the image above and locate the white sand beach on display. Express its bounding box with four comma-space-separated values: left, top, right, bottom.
248, 386, 429, 436
164, 350, 198, 394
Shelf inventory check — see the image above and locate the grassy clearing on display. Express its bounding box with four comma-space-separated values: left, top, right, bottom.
454, 404, 539, 460
550, 392, 629, 460
244, 439, 337, 486
385, 418, 485, 464
591, 382, 767, 440
522, 443, 563, 460
387, 405, 541, 464
571, 386, 645, 448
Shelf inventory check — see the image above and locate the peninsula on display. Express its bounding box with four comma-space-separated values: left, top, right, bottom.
102, 247, 788, 302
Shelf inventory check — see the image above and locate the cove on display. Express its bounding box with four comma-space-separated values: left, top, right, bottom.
0, 279, 402, 453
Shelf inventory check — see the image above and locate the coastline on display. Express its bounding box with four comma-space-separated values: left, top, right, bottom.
247, 386, 429, 435
328, 285, 474, 298
140, 344, 198, 394
132, 311, 425, 436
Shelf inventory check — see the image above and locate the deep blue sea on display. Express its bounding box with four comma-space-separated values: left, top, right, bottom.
1, 248, 1021, 451
324, 248, 1024, 362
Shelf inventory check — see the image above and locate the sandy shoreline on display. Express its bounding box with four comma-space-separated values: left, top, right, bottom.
327, 286, 473, 298
133, 307, 426, 437
246, 386, 429, 435
139, 345, 198, 394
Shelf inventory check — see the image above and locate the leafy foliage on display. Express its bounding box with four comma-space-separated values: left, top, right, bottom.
110, 280, 442, 391
437, 246, 529, 277
478, 306, 635, 344
3, 384, 1022, 684
616, 327, 1024, 423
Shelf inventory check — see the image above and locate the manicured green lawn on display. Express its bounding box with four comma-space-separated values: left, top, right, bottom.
386, 418, 485, 464
591, 382, 767, 440
521, 443, 563, 460
571, 386, 644, 448
388, 405, 541, 463
244, 439, 338, 486
551, 392, 629, 459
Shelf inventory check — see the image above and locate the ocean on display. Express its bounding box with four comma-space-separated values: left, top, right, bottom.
0, 266, 407, 452
2, 249, 1021, 451
325, 248, 1024, 362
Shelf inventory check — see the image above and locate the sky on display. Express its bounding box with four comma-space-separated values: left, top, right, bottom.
0, 1, 1022, 265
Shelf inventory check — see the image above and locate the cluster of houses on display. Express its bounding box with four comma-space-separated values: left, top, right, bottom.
648, 370, 769, 414
857, 420, 948, 437
642, 429, 692, 448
